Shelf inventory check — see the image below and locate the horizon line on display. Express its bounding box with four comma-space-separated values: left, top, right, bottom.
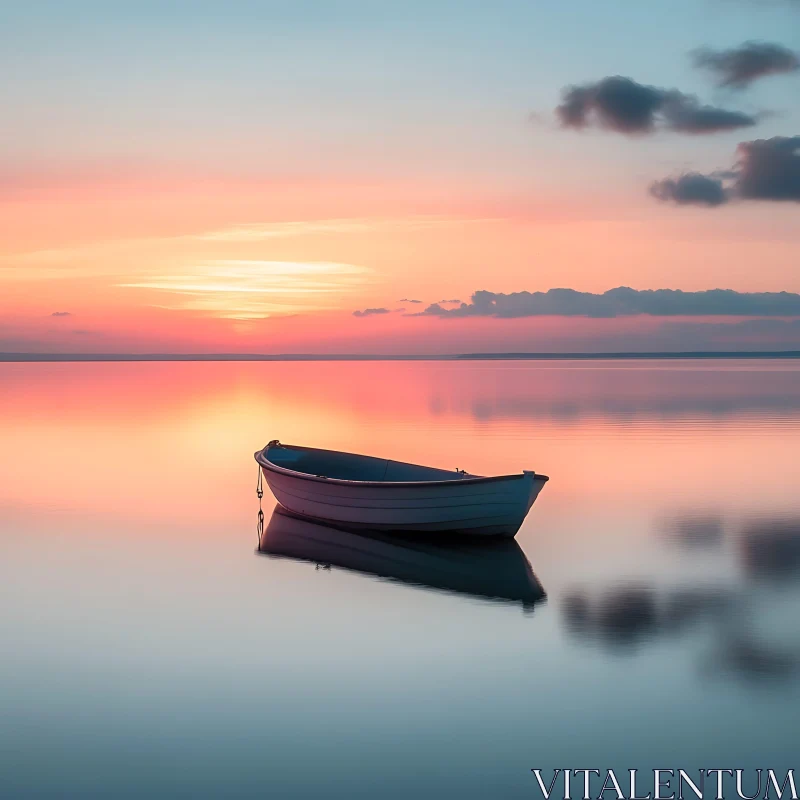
4, 351, 800, 362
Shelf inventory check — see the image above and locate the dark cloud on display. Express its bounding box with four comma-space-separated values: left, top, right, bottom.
652, 136, 800, 207
352, 307, 390, 318
557, 77, 664, 133
418, 287, 800, 319
399, 298, 422, 304
664, 101, 757, 134
556, 75, 758, 135
50, 311, 72, 317
650, 172, 729, 206
693, 41, 800, 88
737, 135, 800, 200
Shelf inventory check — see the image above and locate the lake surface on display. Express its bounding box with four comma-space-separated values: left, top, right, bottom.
2, 360, 799, 799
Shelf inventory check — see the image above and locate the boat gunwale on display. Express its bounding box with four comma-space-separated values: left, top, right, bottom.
254, 444, 549, 488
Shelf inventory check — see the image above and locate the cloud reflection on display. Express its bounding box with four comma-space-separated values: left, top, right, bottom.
706, 637, 800, 684
663, 514, 726, 549
463, 367, 800, 423
740, 518, 800, 582
564, 514, 800, 686
563, 585, 735, 648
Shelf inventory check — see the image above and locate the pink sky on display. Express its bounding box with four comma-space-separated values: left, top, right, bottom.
2, 168, 798, 353
2, 2, 799, 353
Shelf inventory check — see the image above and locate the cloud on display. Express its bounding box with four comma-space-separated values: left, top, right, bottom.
651, 135, 800, 206
352, 307, 390, 318
649, 172, 730, 206
737, 135, 800, 200
693, 41, 800, 88
418, 287, 800, 318
195, 216, 499, 243
399, 298, 422, 303
121, 260, 369, 320
50, 311, 72, 317
557, 77, 664, 133
665, 101, 758, 134
556, 75, 758, 135
438, 299, 462, 305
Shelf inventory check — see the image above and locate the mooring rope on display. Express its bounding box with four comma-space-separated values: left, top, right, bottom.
256, 463, 264, 543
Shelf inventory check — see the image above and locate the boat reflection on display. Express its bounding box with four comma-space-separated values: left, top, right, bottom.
257, 506, 546, 609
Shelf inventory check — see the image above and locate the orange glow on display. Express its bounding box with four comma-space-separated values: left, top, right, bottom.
3, 361, 799, 533
3, 168, 800, 353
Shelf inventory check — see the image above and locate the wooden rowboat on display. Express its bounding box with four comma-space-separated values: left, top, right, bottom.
254, 440, 548, 538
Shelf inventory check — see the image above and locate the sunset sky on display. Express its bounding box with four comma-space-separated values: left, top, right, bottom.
2, 0, 799, 353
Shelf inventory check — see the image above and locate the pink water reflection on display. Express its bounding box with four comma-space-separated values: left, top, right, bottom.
2, 360, 799, 537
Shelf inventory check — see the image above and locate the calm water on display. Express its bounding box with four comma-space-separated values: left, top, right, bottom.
2, 360, 799, 799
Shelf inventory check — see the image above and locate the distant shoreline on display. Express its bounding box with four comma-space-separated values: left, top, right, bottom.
3, 351, 800, 362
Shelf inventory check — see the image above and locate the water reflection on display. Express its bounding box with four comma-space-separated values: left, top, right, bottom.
562, 585, 736, 647
663, 514, 725, 549
740, 519, 800, 583
562, 583, 800, 685
708, 636, 800, 685
664, 513, 800, 584
463, 364, 800, 423
4, 361, 800, 796
257, 506, 546, 609
563, 513, 800, 686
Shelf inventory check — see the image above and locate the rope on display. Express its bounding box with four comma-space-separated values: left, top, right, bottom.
256, 464, 264, 543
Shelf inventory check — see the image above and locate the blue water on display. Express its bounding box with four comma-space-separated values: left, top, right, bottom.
1, 360, 798, 798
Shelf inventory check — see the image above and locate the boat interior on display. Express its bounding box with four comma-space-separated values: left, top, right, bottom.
265, 444, 472, 483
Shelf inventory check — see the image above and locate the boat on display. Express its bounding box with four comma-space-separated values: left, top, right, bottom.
258, 505, 546, 608
254, 440, 548, 538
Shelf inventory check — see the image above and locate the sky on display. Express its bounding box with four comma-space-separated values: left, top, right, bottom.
1, 0, 799, 354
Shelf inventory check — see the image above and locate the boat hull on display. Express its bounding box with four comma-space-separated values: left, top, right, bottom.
256, 446, 547, 538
